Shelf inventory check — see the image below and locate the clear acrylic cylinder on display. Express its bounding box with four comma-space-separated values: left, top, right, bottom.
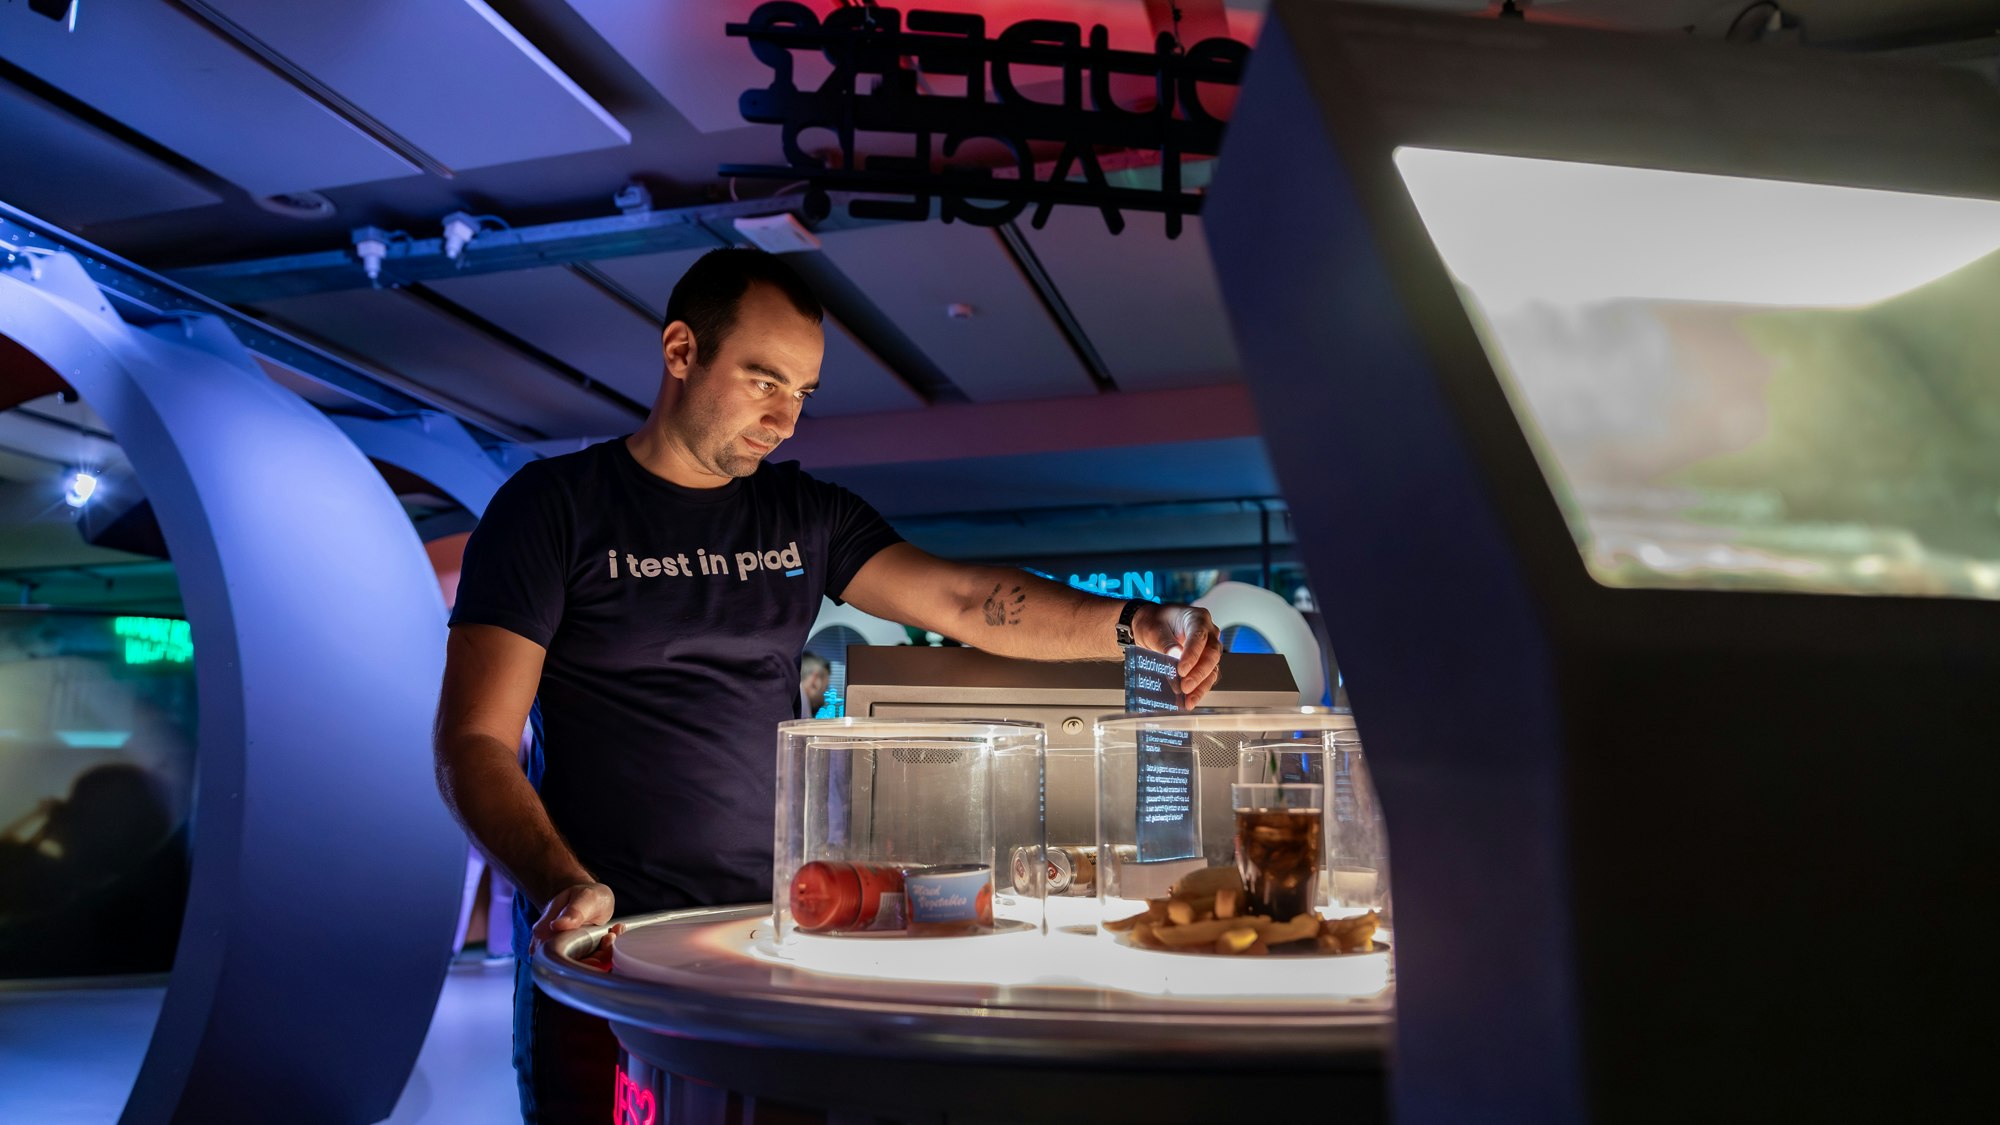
1095, 708, 1379, 930
1326, 729, 1391, 922
773, 718, 1045, 945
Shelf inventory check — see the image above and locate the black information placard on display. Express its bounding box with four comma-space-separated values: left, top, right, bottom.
1125, 647, 1198, 862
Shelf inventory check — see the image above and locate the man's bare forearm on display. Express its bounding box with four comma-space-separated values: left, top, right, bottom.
435, 734, 593, 910
948, 567, 1125, 660
842, 545, 1219, 698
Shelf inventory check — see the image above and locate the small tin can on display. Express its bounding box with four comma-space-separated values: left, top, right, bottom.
905, 863, 994, 934
1010, 845, 1098, 896
788, 861, 908, 933
1046, 845, 1098, 897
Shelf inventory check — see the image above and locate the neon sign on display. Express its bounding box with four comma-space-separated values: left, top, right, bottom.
113, 616, 192, 666
1068, 571, 1159, 601
614, 1061, 657, 1125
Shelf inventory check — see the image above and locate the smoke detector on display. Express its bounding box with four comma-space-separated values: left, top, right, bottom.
255, 191, 337, 221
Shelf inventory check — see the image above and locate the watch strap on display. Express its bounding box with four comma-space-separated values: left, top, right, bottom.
1114, 599, 1145, 647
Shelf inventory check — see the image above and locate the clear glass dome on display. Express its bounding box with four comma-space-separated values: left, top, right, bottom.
1092, 708, 1388, 945
772, 717, 1045, 945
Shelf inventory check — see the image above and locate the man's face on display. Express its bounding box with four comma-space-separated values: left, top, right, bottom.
669, 282, 823, 479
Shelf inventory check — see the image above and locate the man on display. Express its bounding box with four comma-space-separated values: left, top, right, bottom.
799, 650, 830, 718
433, 248, 1221, 1123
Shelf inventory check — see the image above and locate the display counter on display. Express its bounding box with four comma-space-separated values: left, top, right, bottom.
536, 904, 1391, 1124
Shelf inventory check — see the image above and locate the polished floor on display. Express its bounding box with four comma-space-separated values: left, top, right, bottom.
0, 955, 521, 1124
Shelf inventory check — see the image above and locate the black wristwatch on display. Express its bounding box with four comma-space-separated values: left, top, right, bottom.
1114, 598, 1146, 648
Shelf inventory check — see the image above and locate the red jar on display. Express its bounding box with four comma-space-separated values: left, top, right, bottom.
788, 861, 909, 933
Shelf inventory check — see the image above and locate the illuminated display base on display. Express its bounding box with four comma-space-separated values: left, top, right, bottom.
610, 906, 1393, 1008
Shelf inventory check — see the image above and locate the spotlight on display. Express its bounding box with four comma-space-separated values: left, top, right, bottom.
351, 226, 390, 285
441, 212, 479, 261
64, 469, 97, 509
29, 1, 78, 32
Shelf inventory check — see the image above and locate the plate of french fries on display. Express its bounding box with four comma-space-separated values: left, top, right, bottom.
1101, 865, 1382, 956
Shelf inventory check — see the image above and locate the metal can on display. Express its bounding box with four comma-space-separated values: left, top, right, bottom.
905, 863, 994, 934
1009, 845, 1098, 896
788, 860, 908, 933
1046, 845, 1098, 897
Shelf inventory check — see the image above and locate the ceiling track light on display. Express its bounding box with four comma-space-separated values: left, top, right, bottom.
614, 182, 653, 216
441, 212, 478, 262
351, 226, 393, 286
440, 212, 509, 263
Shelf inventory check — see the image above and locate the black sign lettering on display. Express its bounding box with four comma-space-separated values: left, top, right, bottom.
723, 3, 1250, 238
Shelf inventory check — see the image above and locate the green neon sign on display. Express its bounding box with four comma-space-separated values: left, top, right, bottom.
113, 616, 193, 665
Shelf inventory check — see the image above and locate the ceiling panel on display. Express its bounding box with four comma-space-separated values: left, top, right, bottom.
819, 222, 1093, 402
807, 436, 1277, 518
425, 267, 663, 403
584, 247, 709, 312
0, 81, 221, 228
199, 0, 630, 172
591, 249, 923, 418
0, 2, 416, 196
251, 290, 639, 439
811, 321, 924, 417
1021, 211, 1241, 392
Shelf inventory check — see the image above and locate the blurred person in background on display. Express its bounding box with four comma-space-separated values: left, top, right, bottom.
799, 650, 830, 718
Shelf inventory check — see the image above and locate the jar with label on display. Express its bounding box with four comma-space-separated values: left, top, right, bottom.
775, 719, 1045, 943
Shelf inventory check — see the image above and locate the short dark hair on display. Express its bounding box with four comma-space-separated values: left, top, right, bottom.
664, 247, 823, 364
800, 650, 830, 675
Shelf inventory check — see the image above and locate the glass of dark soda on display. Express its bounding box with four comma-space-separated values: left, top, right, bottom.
1232, 783, 1324, 919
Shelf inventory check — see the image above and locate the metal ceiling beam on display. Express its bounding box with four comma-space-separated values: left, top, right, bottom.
168, 195, 893, 304
397, 284, 650, 420
170, 195, 975, 410
995, 220, 1116, 393
167, 0, 445, 179
0, 200, 534, 445
566, 262, 664, 327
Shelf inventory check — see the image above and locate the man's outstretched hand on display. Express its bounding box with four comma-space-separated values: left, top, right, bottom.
1133, 604, 1223, 706
530, 881, 616, 954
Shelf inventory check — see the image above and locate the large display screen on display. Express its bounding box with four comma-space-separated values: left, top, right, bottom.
0, 608, 196, 976
1395, 147, 2000, 599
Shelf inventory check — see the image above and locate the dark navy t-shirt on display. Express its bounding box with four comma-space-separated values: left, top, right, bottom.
449, 438, 902, 915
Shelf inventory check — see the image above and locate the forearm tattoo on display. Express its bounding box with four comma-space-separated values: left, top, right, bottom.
982, 583, 1025, 626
